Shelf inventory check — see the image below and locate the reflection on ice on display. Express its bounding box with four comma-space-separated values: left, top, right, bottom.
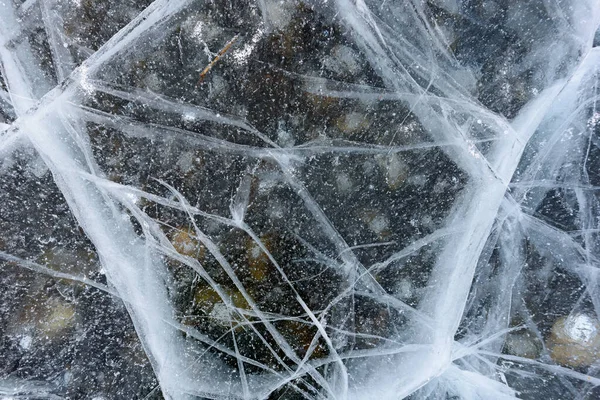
1, 0, 600, 398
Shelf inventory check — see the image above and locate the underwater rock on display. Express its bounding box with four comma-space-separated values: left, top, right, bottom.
547, 313, 600, 368
37, 297, 76, 338
376, 153, 409, 190
504, 331, 542, 360
170, 228, 205, 258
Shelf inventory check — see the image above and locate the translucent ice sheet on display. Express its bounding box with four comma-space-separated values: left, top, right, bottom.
1, 0, 600, 399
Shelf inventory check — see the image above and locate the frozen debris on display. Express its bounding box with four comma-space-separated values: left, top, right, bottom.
393, 279, 413, 300
336, 111, 369, 133
182, 15, 223, 47
209, 302, 232, 326
176, 151, 195, 171
19, 334, 32, 350
588, 111, 600, 128
231, 30, 263, 66
376, 153, 409, 190
322, 45, 362, 76
504, 331, 542, 359
208, 293, 249, 328
276, 121, 295, 147
199, 34, 241, 82
260, 0, 295, 31
547, 313, 600, 368
335, 173, 353, 193
407, 173, 428, 187
360, 210, 391, 239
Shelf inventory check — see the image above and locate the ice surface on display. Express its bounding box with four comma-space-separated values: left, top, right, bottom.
1, 0, 600, 399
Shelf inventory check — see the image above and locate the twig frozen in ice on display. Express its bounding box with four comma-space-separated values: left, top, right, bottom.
197, 34, 239, 84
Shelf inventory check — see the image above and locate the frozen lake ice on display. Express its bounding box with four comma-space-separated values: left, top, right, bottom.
1, 0, 600, 398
